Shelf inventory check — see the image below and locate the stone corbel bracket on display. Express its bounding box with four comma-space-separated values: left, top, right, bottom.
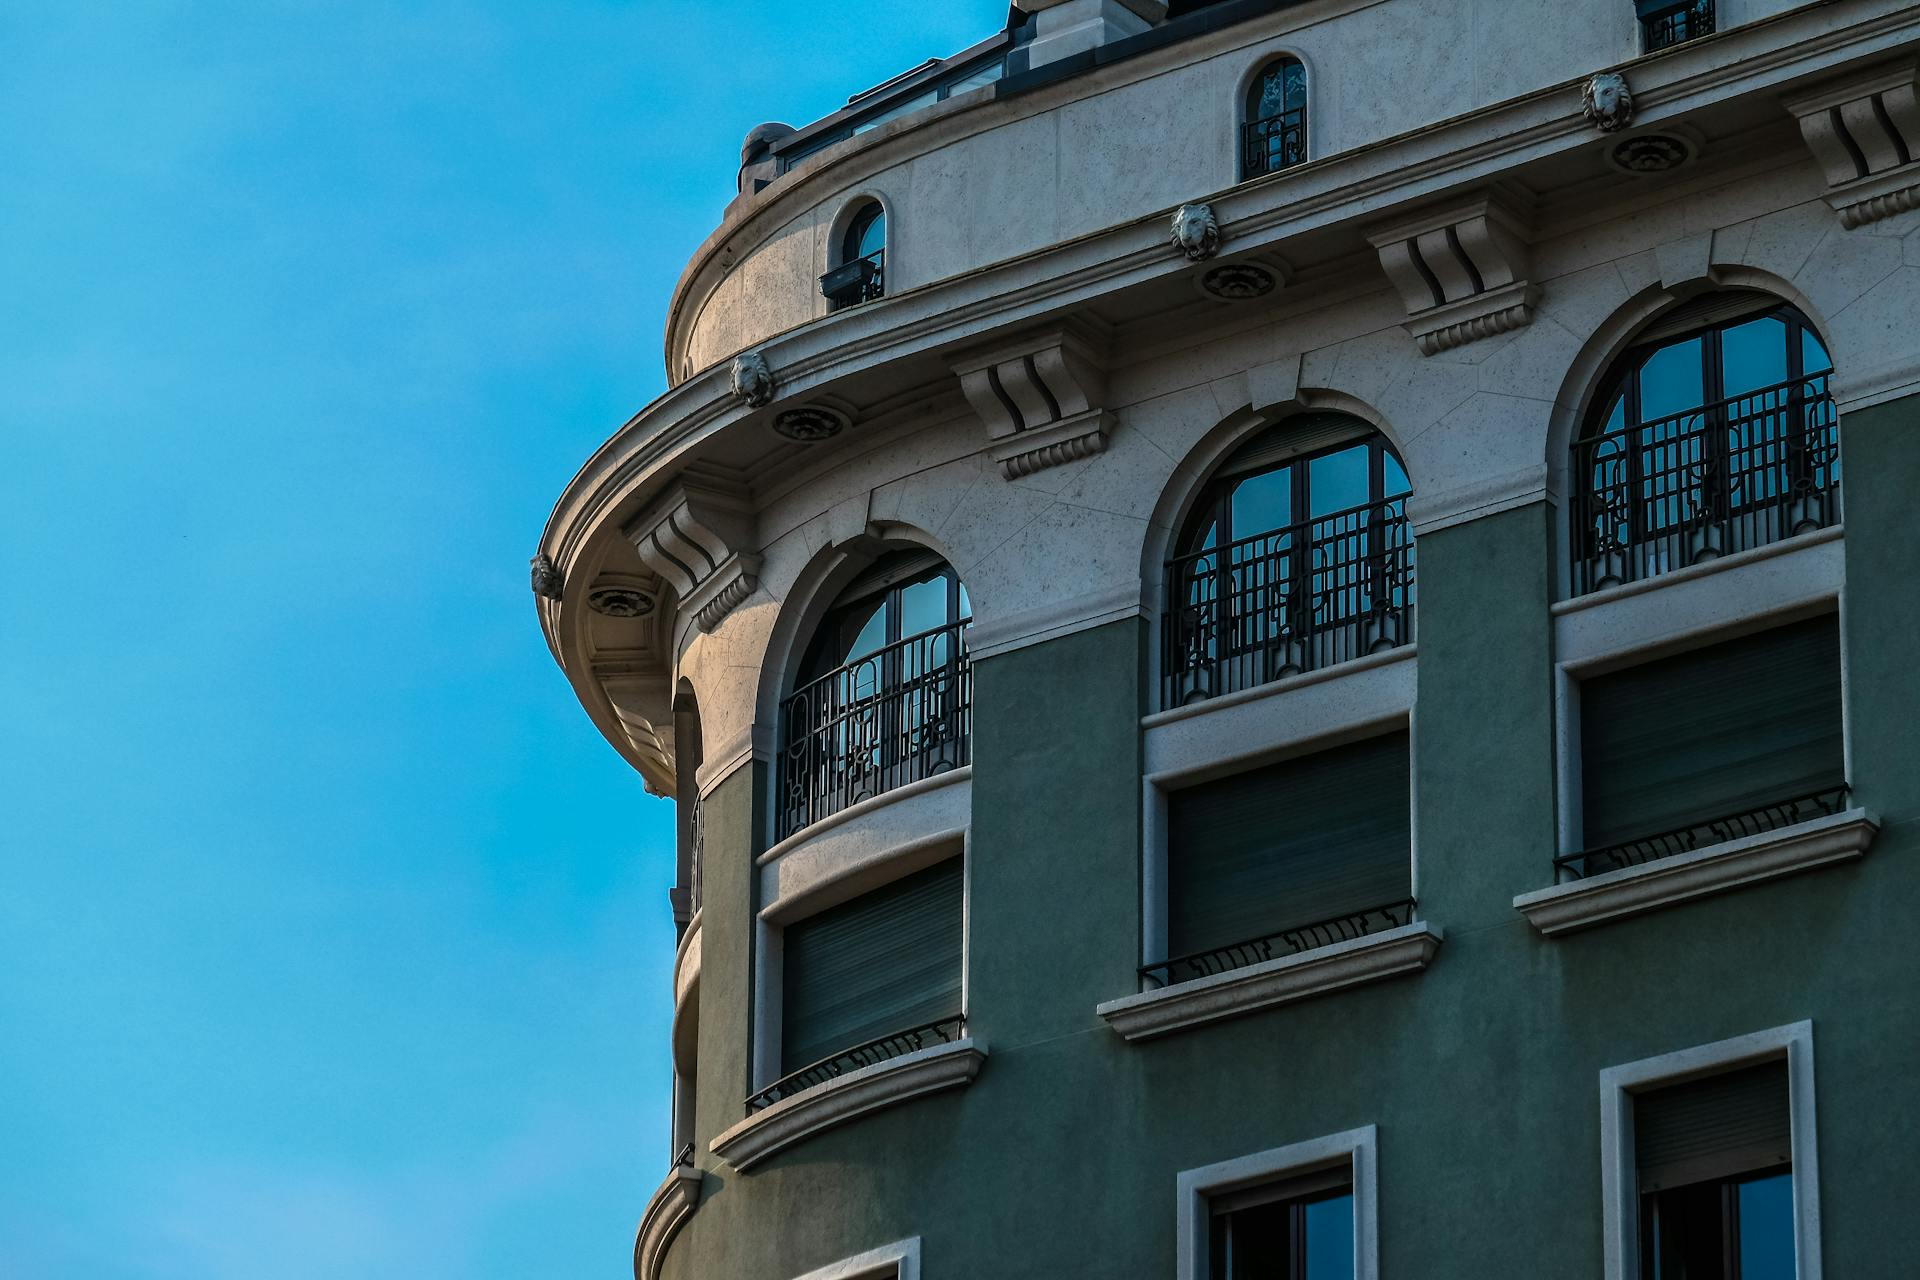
626, 474, 762, 633
1366, 192, 1539, 356
1784, 64, 1920, 229
595, 667, 674, 796
952, 320, 1115, 479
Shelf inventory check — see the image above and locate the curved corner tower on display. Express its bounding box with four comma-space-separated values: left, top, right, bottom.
538, 1, 1920, 1275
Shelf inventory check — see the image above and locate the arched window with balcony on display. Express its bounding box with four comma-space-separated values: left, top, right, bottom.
1568, 293, 1838, 597
1242, 56, 1307, 180
1163, 417, 1414, 707
821, 200, 887, 311
777, 550, 971, 838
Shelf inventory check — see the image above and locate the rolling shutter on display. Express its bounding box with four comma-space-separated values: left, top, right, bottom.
1579, 615, 1844, 850
1635, 1059, 1793, 1193
1167, 732, 1411, 960
780, 857, 964, 1077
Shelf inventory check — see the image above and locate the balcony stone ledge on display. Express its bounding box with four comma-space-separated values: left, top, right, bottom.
1513, 808, 1879, 938
633, 1162, 703, 1280
1096, 921, 1443, 1043
710, 1038, 987, 1173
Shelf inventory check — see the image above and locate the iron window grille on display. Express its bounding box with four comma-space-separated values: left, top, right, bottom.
821, 248, 885, 310
747, 1015, 965, 1111
777, 616, 972, 839
1556, 785, 1851, 882
1569, 305, 1838, 597
1163, 496, 1415, 707
1142, 899, 1417, 989
1641, 0, 1715, 52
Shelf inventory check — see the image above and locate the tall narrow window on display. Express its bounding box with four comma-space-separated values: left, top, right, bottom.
1639, 0, 1715, 52
1151, 731, 1413, 986
1242, 57, 1307, 179
822, 201, 887, 310
779, 552, 971, 837
1568, 615, 1846, 879
1569, 294, 1837, 596
1164, 420, 1413, 706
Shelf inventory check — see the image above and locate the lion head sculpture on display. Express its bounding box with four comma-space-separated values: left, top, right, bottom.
530, 553, 563, 601
1582, 72, 1634, 134
1170, 202, 1222, 262
730, 351, 776, 409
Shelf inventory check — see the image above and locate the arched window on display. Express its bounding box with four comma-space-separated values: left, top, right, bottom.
1164, 418, 1413, 706
778, 550, 971, 836
822, 201, 886, 311
1242, 57, 1307, 180
1640, 0, 1715, 52
1569, 293, 1838, 596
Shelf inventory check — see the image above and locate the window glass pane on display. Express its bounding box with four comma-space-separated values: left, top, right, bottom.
1214, 1199, 1290, 1279
857, 211, 886, 259
956, 580, 972, 619
1303, 1193, 1354, 1280
1230, 467, 1293, 541
1381, 449, 1411, 497
1638, 336, 1705, 422
1308, 444, 1370, 517
1736, 1173, 1795, 1280
1256, 59, 1305, 118
898, 574, 951, 640
1720, 316, 1789, 398
842, 601, 888, 666
1801, 326, 1832, 374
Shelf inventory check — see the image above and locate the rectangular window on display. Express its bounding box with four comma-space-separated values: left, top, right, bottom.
1577, 616, 1844, 867
1164, 732, 1411, 977
1178, 1127, 1378, 1280
779, 858, 963, 1077
1635, 1062, 1796, 1278
1600, 1023, 1819, 1280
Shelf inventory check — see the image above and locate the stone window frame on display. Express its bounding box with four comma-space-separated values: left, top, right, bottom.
1175, 1125, 1380, 1280
1598, 1021, 1822, 1280
792, 1236, 921, 1280
1515, 533, 1875, 935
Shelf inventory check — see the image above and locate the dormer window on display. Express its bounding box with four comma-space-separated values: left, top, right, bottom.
822, 202, 886, 311
1242, 57, 1307, 180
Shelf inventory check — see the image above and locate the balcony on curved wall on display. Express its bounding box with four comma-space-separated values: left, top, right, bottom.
633, 1158, 702, 1280
777, 618, 973, 840
1162, 497, 1415, 708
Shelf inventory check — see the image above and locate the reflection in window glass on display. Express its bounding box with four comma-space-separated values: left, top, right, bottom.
1737, 1173, 1795, 1280
1302, 1193, 1354, 1279
898, 575, 948, 641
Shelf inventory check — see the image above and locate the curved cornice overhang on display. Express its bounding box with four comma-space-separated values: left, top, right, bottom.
633, 1163, 703, 1280
539, 3, 1914, 767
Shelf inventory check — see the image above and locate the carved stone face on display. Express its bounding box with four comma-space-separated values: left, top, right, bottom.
730, 352, 775, 408
1583, 73, 1634, 133
1170, 202, 1221, 261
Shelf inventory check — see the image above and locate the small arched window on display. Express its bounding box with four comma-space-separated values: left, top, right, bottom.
1164, 418, 1413, 706
1640, 0, 1715, 52
1242, 57, 1307, 180
822, 201, 887, 311
1569, 293, 1838, 596
779, 550, 971, 836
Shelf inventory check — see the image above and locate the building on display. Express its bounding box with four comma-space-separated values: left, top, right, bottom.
531, 1, 1920, 1275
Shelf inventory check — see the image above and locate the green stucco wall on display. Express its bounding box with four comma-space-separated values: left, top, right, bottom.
660, 404, 1920, 1278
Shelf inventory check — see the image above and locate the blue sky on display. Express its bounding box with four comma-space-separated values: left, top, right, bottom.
0, 3, 1006, 1275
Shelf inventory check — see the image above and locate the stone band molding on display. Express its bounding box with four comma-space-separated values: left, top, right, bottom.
952, 321, 1115, 478
633, 1162, 703, 1280
1784, 63, 1920, 229
710, 1038, 987, 1171
1096, 922, 1443, 1042
1366, 191, 1538, 355
1513, 809, 1879, 937
626, 473, 762, 633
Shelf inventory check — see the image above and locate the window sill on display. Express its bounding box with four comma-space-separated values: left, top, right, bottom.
634, 1162, 703, 1280
1096, 921, 1443, 1043
710, 1038, 986, 1172
1513, 808, 1878, 937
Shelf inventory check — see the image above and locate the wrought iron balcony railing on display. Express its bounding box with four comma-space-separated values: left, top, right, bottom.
1141, 899, 1418, 989
748, 1015, 966, 1111
1569, 371, 1839, 596
821, 249, 885, 310
777, 617, 972, 839
1162, 496, 1414, 707
1242, 105, 1307, 179
1555, 785, 1852, 882
1641, 0, 1715, 51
